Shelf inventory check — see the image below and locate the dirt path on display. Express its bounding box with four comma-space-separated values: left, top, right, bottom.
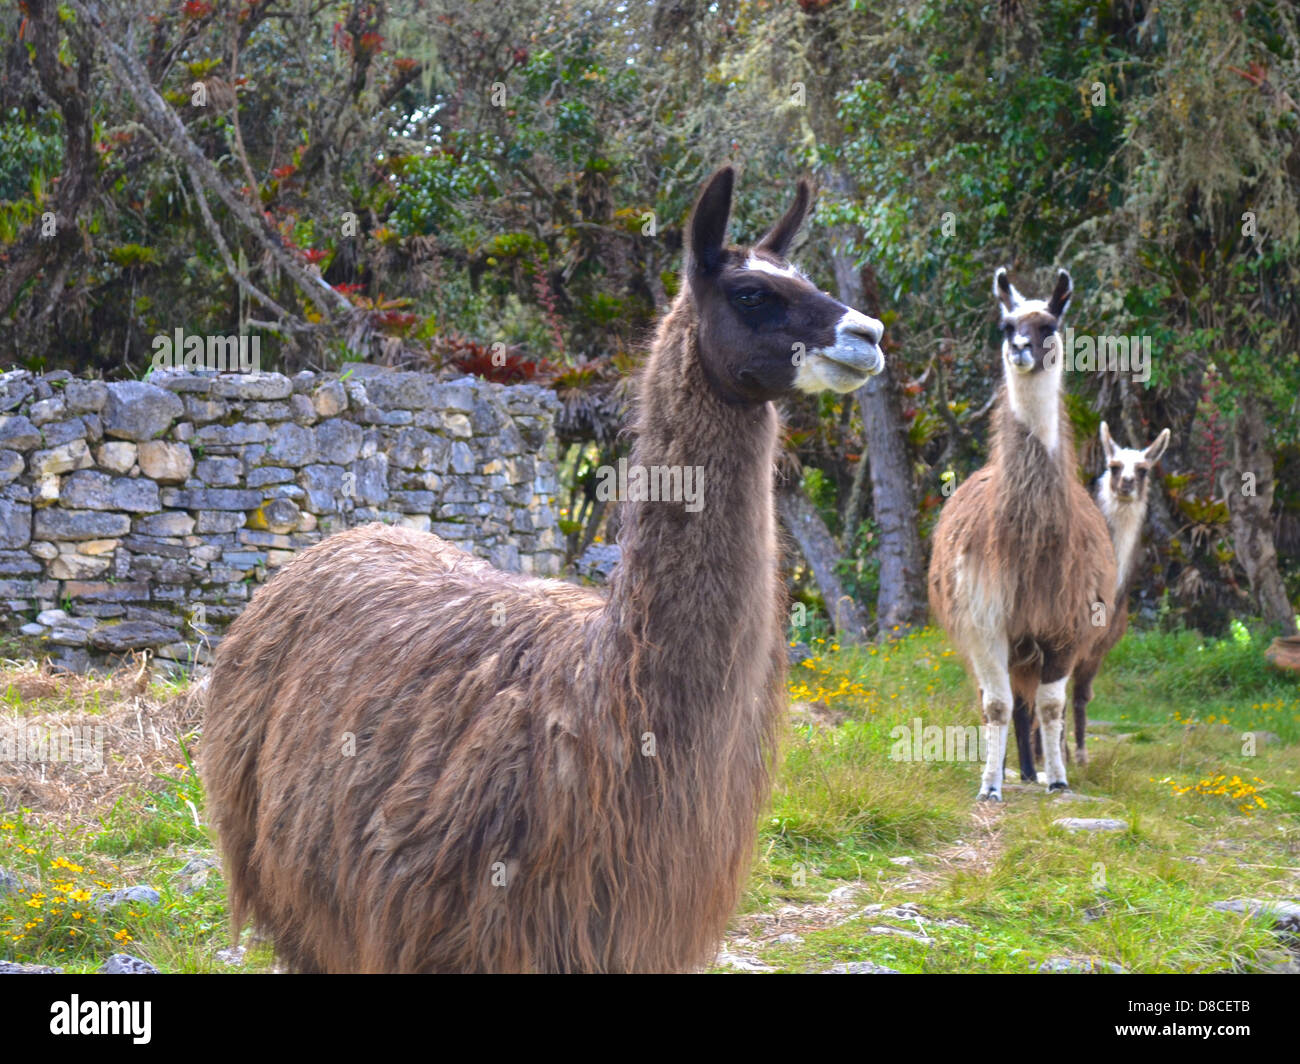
717, 802, 1009, 972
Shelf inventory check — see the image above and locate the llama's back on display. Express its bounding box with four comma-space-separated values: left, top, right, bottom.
200, 522, 604, 972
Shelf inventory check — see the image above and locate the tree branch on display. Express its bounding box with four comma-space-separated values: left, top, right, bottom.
68, 0, 352, 322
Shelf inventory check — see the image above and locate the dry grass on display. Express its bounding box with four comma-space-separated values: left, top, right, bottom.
0, 655, 203, 827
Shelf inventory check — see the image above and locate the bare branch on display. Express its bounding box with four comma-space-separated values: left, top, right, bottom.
68, 0, 351, 322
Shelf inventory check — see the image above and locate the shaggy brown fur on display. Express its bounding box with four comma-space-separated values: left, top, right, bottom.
927, 268, 1116, 797
930, 399, 1115, 696
199, 167, 884, 972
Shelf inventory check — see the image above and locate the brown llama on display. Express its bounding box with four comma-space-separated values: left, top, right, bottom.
928, 267, 1116, 799
1061, 422, 1171, 763
199, 167, 887, 972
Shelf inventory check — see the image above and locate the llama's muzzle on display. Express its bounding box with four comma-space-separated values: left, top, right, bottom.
1007, 344, 1035, 372
829, 309, 886, 378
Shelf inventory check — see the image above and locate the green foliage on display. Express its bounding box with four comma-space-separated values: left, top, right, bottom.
0, 109, 62, 204
389, 147, 499, 239
106, 244, 158, 269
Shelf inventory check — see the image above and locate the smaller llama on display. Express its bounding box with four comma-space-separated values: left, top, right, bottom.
1064, 422, 1170, 762
929, 267, 1116, 800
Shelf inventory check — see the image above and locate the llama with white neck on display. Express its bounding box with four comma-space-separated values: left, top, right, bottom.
1064, 422, 1170, 762
930, 267, 1117, 799
1097, 422, 1170, 593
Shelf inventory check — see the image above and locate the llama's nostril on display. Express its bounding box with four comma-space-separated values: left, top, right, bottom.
838, 309, 883, 345
847, 322, 882, 345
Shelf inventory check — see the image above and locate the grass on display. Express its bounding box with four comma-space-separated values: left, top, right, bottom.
0, 623, 1297, 973
730, 622, 1300, 974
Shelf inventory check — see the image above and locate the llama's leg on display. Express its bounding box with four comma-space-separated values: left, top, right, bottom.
1035, 677, 1070, 791
1072, 665, 1097, 766
1012, 695, 1037, 782
970, 639, 1012, 802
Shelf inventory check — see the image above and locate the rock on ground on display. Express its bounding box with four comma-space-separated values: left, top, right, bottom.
1053, 817, 1128, 833
99, 953, 159, 974
92, 885, 161, 913
1038, 956, 1127, 974
1210, 898, 1300, 933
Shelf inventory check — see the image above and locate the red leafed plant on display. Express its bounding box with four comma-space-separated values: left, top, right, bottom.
434, 333, 559, 385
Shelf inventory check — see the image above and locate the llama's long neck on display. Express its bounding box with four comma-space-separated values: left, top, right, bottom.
986, 364, 1079, 622
1003, 357, 1063, 455
990, 358, 1074, 514
1096, 481, 1146, 594
599, 295, 784, 747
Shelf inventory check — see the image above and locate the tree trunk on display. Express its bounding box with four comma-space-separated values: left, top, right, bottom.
825, 171, 927, 632
776, 484, 867, 641
0, 1, 95, 319
1223, 396, 1297, 633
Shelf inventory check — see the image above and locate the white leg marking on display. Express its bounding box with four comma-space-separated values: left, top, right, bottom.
1036, 677, 1070, 790
969, 636, 1012, 801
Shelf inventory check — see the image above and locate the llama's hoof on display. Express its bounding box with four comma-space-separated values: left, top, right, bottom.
977, 790, 1002, 803
1047, 781, 1070, 792
1020, 769, 1037, 782
1075, 748, 1089, 766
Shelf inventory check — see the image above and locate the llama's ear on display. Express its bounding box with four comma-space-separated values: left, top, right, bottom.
994, 267, 1020, 313
1099, 421, 1116, 459
1047, 268, 1073, 318
688, 167, 735, 275
755, 177, 812, 258
1144, 427, 1171, 464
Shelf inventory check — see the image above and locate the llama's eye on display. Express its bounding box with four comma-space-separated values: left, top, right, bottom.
1002, 324, 1015, 339
734, 290, 767, 309
1109, 464, 1122, 472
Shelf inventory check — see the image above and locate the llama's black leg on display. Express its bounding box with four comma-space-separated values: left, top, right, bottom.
1073, 669, 1095, 766
1012, 696, 1036, 781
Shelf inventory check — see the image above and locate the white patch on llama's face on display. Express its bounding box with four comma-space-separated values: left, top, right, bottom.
795, 307, 885, 394
743, 253, 808, 281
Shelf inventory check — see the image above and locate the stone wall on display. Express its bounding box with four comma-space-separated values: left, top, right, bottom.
0, 364, 563, 673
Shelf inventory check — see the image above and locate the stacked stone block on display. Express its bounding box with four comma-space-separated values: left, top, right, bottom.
0, 364, 562, 672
